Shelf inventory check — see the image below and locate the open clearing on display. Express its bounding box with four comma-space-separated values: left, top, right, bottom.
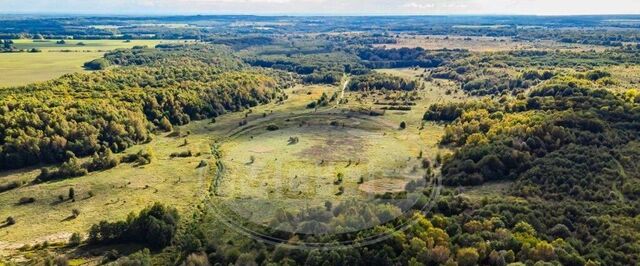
0, 40, 185, 87
0, 68, 456, 252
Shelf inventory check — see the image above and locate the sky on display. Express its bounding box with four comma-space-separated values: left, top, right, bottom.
1, 0, 640, 15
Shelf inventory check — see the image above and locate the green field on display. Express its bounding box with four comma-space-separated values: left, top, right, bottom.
0, 40, 185, 87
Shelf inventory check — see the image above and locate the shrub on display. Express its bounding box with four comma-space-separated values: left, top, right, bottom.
6, 216, 15, 225
159, 117, 173, 132
72, 209, 81, 218
36, 155, 88, 182
122, 149, 153, 166
83, 58, 111, 70
69, 188, 75, 200
69, 233, 82, 246
170, 150, 193, 158
18, 197, 36, 205
0, 180, 23, 193
83, 150, 119, 172
185, 252, 210, 266
266, 124, 280, 131
54, 255, 69, 266
399, 121, 407, 129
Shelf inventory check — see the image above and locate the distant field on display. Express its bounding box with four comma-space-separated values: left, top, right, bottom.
375, 35, 608, 52
0, 39, 184, 87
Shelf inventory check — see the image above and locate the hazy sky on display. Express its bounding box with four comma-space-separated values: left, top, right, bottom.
1, 0, 639, 15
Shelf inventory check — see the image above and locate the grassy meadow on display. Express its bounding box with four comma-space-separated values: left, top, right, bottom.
0, 68, 459, 253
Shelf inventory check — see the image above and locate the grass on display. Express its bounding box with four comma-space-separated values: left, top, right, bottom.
0, 39, 186, 88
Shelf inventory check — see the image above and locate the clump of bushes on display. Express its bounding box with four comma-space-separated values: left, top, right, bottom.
36, 153, 88, 182
122, 149, 154, 166
83, 150, 119, 172
68, 233, 82, 247
266, 124, 280, 131
170, 150, 193, 158
18, 197, 36, 205
288, 136, 299, 144
83, 58, 111, 70
0, 180, 24, 193
88, 203, 179, 249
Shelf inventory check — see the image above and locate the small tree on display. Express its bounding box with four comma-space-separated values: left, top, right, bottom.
399, 121, 407, 130
71, 209, 81, 218
69, 232, 82, 246
6, 216, 15, 225
457, 247, 480, 266
159, 117, 173, 132
68, 188, 75, 201
325, 201, 333, 211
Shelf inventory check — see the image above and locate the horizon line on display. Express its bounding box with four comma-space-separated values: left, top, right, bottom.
2, 12, 640, 17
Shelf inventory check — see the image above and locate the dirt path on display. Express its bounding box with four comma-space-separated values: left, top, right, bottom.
335, 75, 350, 108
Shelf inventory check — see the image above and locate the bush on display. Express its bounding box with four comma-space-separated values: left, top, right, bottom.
69, 233, 82, 246
6, 216, 15, 225
185, 252, 210, 266
36, 155, 88, 182
83, 150, 119, 172
0, 180, 23, 193
159, 117, 173, 132
71, 209, 81, 218
84, 58, 111, 70
122, 149, 153, 166
18, 197, 36, 205
266, 124, 280, 131
170, 150, 193, 158
54, 256, 69, 266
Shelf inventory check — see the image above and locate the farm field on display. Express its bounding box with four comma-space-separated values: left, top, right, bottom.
0, 40, 183, 87
376, 34, 609, 52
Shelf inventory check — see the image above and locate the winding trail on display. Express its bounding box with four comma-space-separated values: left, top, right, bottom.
336, 75, 350, 108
